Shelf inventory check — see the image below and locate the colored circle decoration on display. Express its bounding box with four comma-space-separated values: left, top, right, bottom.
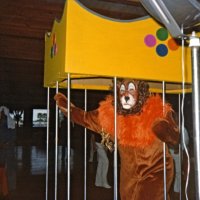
144, 34, 156, 47
53, 44, 57, 55
156, 44, 168, 57
144, 27, 179, 57
168, 38, 179, 51
156, 28, 168, 41
53, 33, 56, 44
50, 33, 58, 58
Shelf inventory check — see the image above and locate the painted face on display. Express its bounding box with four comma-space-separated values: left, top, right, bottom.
119, 80, 139, 110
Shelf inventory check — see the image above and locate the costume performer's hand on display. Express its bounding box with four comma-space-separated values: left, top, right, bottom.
54, 92, 100, 133
54, 92, 75, 116
152, 111, 179, 148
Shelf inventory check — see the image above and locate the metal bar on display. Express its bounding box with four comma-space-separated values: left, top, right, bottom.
84, 89, 87, 200
67, 74, 71, 200
162, 81, 167, 200
189, 32, 200, 200
178, 94, 182, 200
181, 32, 190, 200
180, 33, 185, 199
114, 77, 118, 200
46, 87, 50, 200
55, 82, 59, 200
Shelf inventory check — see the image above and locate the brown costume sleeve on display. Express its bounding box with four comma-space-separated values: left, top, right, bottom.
54, 92, 101, 133
70, 107, 101, 133
152, 110, 180, 147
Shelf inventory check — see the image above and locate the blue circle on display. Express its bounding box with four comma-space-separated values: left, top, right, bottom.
156, 44, 168, 57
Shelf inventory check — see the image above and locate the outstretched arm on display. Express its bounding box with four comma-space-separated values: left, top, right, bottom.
54, 92, 101, 133
152, 111, 180, 148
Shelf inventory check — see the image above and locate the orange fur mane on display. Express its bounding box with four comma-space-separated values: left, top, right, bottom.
97, 94, 172, 147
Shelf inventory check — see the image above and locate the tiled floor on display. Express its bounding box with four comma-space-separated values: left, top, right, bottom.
10, 145, 114, 200
3, 144, 196, 200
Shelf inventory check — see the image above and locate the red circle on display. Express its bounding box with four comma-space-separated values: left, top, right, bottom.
168, 38, 179, 51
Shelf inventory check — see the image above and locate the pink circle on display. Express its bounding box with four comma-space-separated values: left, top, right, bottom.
144, 34, 156, 47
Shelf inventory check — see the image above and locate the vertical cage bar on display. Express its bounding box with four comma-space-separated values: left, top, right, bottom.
46, 87, 50, 200
162, 81, 167, 200
178, 94, 182, 200
114, 77, 118, 200
55, 82, 59, 200
67, 74, 71, 200
84, 89, 87, 200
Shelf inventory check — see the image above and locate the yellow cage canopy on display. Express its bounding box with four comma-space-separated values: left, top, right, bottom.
57, 77, 191, 94
44, 0, 192, 93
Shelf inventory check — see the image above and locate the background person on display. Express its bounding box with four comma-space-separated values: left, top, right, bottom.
89, 132, 111, 189
0, 106, 16, 198
89, 134, 96, 163
170, 126, 190, 199
95, 141, 111, 189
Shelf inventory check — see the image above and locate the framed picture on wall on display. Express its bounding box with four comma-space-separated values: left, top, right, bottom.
10, 110, 24, 127
32, 108, 47, 128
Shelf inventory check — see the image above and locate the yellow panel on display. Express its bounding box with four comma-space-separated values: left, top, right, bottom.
44, 5, 67, 87
44, 0, 193, 92
65, 0, 192, 82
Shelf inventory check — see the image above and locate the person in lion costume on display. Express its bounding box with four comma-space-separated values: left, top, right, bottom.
54, 79, 179, 200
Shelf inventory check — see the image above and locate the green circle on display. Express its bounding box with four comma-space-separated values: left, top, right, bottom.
156, 28, 168, 41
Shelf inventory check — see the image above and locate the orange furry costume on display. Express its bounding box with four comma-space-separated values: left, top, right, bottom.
54, 81, 179, 200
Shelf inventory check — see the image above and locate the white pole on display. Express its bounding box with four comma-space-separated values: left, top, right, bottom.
114, 77, 118, 200
67, 74, 71, 200
189, 32, 200, 200
55, 82, 59, 200
162, 81, 167, 200
46, 87, 50, 200
84, 89, 87, 200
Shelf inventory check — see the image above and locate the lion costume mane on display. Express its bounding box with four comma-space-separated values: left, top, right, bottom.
54, 80, 179, 200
